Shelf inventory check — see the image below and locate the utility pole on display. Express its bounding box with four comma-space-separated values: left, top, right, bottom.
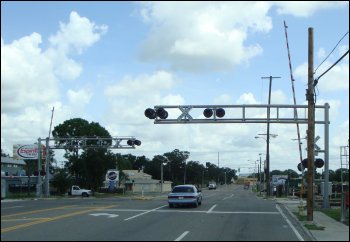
261, 76, 280, 196
307, 27, 315, 221
161, 162, 163, 193
218, 152, 220, 184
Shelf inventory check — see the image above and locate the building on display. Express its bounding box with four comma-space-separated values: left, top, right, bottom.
1, 156, 26, 176
123, 170, 172, 193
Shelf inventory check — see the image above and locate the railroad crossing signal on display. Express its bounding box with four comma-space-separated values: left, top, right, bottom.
305, 135, 322, 156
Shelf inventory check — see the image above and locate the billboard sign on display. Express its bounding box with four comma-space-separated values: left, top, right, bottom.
272, 175, 288, 185
13, 144, 46, 160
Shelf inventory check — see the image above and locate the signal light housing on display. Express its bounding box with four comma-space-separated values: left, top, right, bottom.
297, 163, 304, 171
145, 108, 156, 119
203, 108, 213, 118
298, 158, 325, 171
216, 108, 225, 118
302, 158, 308, 168
127, 139, 142, 146
315, 158, 324, 168
144, 108, 168, 119
156, 108, 168, 119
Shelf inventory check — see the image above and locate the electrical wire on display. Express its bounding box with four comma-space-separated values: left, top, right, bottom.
314, 49, 349, 87
314, 31, 349, 74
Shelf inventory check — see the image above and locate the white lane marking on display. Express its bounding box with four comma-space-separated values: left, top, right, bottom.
2, 206, 24, 210
124, 205, 167, 221
276, 204, 304, 241
90, 213, 119, 218
175, 231, 189, 241
101, 208, 280, 215
157, 210, 279, 214
222, 194, 234, 200
207, 204, 217, 213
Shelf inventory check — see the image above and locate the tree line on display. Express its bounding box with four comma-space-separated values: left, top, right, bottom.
3, 118, 347, 194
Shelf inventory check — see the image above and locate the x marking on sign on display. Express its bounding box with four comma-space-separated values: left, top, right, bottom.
178, 106, 193, 120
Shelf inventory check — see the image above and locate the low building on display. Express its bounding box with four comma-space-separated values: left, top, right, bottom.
123, 170, 172, 193
1, 156, 26, 176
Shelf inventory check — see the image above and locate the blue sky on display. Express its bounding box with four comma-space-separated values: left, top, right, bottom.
1, 1, 349, 174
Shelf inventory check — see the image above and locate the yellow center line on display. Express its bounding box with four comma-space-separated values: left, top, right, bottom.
1, 205, 76, 219
1, 205, 116, 233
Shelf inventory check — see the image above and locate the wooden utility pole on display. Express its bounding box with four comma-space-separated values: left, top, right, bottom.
261, 76, 280, 196
307, 27, 315, 221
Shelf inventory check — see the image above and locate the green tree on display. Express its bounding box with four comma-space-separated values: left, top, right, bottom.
164, 149, 190, 186
52, 118, 113, 190
283, 169, 299, 179
51, 168, 73, 195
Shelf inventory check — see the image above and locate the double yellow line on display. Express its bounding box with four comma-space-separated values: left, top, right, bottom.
1, 205, 115, 233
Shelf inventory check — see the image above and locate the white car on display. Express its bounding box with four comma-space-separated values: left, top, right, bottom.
168, 185, 202, 208
208, 182, 216, 190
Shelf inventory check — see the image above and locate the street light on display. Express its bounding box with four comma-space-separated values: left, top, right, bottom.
255, 133, 277, 196
160, 157, 168, 193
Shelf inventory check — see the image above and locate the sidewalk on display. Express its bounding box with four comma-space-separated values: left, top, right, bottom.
276, 198, 349, 241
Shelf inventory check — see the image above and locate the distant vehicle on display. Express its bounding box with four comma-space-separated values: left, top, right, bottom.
68, 185, 92, 197
208, 181, 217, 190
243, 182, 250, 189
168, 185, 202, 208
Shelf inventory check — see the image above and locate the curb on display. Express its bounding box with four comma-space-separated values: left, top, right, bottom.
280, 202, 317, 241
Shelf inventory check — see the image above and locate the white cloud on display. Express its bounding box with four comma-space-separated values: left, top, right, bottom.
214, 94, 232, 104
271, 90, 287, 104
67, 88, 93, 109
1, 34, 59, 113
273, 1, 347, 17
49, 11, 108, 54
137, 2, 271, 72
1, 11, 107, 155
137, 2, 348, 73
236, 93, 258, 104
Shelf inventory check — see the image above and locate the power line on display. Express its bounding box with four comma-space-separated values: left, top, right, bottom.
314, 31, 349, 74
314, 49, 349, 86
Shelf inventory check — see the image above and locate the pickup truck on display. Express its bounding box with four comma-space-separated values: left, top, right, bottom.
68, 185, 92, 197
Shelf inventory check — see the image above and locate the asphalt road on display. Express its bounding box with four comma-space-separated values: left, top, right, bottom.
1, 185, 307, 241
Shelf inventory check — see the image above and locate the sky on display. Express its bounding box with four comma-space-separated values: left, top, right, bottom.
1, 1, 349, 174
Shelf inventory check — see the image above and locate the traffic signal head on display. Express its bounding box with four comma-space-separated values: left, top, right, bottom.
156, 108, 168, 119
145, 108, 156, 119
203, 108, 213, 118
315, 158, 324, 168
134, 140, 141, 146
297, 163, 304, 171
145, 107, 168, 119
302, 158, 308, 168
216, 108, 225, 118
127, 139, 141, 146
203, 108, 225, 118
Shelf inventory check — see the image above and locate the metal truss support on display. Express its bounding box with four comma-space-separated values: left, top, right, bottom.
147, 103, 330, 208
37, 136, 141, 198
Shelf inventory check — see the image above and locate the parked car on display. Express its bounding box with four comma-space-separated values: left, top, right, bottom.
208, 181, 217, 190
168, 185, 202, 208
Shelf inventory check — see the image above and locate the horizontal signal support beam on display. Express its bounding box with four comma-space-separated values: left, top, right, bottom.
150, 104, 329, 124
153, 119, 326, 124
39, 136, 140, 149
